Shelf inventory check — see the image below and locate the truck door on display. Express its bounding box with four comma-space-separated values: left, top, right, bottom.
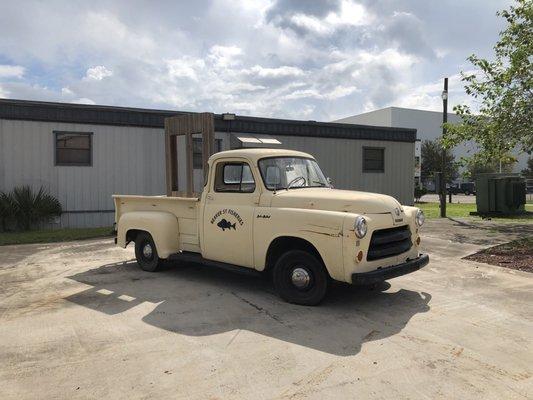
202, 159, 258, 267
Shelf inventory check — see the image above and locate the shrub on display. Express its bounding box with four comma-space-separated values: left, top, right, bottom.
10, 186, 62, 231
0, 191, 16, 231
414, 186, 428, 203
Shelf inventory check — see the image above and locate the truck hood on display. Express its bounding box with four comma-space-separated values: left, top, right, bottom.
270, 188, 402, 215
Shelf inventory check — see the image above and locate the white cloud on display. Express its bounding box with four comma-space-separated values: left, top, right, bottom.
290, 14, 333, 35
289, 1, 372, 36
84, 66, 113, 81
207, 45, 243, 67
325, 1, 373, 27
166, 58, 205, 81
248, 65, 305, 78
71, 97, 96, 105
0, 65, 25, 79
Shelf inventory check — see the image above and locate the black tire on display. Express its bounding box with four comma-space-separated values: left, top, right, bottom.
272, 250, 328, 306
464, 190, 470, 196
134, 232, 162, 272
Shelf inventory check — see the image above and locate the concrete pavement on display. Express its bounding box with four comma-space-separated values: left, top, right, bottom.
420, 193, 477, 204
0, 220, 531, 399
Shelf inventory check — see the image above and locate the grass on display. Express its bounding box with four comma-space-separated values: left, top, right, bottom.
417, 202, 533, 223
0, 226, 113, 246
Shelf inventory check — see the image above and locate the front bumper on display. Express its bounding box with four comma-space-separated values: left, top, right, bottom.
351, 254, 429, 285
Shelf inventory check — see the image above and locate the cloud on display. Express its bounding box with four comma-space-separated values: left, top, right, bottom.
0, 65, 25, 79
207, 45, 243, 67
71, 97, 96, 105
266, 0, 372, 36
247, 65, 305, 78
83, 66, 113, 81
0, 0, 511, 121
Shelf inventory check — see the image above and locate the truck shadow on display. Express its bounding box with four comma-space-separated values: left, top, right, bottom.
65, 260, 431, 356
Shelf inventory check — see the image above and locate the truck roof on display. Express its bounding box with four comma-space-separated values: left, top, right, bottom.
209, 148, 313, 163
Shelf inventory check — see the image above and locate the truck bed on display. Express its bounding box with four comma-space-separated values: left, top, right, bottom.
113, 195, 200, 253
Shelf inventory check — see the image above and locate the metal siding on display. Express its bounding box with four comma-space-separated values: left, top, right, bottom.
0, 119, 166, 228
265, 135, 414, 205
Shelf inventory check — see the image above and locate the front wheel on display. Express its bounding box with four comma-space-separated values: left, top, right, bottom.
134, 232, 162, 272
272, 250, 328, 306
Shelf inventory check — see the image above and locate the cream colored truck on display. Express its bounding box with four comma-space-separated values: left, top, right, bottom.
114, 148, 428, 305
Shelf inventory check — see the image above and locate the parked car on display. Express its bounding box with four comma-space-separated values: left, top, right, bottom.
449, 182, 476, 195
113, 149, 429, 305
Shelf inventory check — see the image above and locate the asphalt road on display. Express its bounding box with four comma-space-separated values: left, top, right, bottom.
1, 220, 531, 399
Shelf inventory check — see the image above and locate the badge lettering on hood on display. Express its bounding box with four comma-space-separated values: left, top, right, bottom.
393, 207, 403, 223
211, 209, 244, 231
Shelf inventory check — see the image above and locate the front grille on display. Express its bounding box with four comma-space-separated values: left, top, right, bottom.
367, 225, 412, 261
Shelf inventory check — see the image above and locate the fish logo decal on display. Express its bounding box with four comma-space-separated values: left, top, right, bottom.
217, 218, 236, 231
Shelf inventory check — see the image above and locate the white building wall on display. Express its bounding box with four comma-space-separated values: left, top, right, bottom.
1, 118, 416, 228
335, 107, 529, 175
0, 119, 166, 228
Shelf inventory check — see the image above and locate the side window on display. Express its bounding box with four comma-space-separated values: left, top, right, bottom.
215, 162, 256, 193
55, 131, 92, 166
362, 147, 385, 173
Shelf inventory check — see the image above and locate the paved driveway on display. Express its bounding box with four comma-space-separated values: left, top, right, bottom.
0, 220, 531, 399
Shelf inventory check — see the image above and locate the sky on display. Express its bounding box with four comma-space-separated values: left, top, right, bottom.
0, 0, 513, 121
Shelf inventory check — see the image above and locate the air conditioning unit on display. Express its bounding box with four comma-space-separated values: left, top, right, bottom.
476, 173, 526, 214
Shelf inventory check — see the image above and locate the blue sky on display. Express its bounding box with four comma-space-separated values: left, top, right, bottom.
0, 0, 512, 121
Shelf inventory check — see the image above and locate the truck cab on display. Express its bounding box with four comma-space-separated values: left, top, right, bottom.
114, 148, 429, 305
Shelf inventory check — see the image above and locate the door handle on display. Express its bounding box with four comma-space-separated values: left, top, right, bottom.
206, 194, 214, 201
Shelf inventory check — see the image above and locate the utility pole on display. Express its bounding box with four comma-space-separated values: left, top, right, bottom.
440, 77, 448, 218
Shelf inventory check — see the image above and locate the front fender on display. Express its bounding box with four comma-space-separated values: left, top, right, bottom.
254, 208, 346, 280
117, 211, 179, 259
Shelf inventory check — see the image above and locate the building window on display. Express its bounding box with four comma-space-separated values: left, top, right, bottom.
193, 138, 222, 169
214, 162, 256, 193
55, 131, 92, 166
363, 147, 385, 172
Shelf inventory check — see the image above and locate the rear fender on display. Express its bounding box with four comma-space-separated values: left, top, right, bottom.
117, 211, 179, 259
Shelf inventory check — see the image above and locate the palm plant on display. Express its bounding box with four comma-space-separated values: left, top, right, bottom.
0, 191, 16, 231
10, 186, 62, 231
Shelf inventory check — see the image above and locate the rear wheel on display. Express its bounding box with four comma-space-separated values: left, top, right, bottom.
272, 250, 328, 306
134, 232, 162, 272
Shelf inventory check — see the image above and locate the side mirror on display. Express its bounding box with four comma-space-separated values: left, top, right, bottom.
265, 166, 281, 188
327, 177, 334, 188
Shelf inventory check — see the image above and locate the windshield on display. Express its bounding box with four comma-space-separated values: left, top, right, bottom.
258, 157, 329, 190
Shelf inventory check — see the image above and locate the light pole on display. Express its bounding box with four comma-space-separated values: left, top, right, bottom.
440, 78, 448, 218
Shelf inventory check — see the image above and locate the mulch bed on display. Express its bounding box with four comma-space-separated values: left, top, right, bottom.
464, 237, 533, 273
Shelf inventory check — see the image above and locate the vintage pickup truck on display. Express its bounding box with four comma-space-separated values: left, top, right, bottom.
114, 148, 428, 305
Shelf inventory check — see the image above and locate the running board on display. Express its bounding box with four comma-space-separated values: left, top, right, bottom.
168, 252, 264, 279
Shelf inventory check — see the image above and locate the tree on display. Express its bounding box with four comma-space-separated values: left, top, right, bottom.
465, 157, 515, 180
443, 0, 533, 165
421, 139, 459, 184
521, 157, 533, 177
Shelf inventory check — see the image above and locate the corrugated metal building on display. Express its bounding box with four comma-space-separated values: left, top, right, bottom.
0, 99, 417, 228
334, 106, 530, 175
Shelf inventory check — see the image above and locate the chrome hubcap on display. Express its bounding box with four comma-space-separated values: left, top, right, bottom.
142, 243, 153, 259
291, 267, 311, 289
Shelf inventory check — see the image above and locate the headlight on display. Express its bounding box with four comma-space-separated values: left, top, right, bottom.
354, 216, 367, 238
415, 209, 425, 227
